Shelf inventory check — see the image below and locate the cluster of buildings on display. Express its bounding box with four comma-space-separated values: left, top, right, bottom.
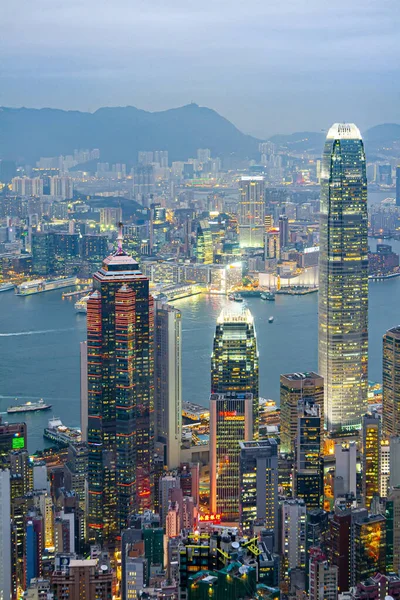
2, 124, 400, 600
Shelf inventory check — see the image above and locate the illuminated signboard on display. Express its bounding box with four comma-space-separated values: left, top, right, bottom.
12, 437, 25, 449
219, 411, 237, 418
199, 514, 221, 524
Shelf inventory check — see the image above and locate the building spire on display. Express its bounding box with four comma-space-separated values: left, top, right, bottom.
117, 222, 123, 254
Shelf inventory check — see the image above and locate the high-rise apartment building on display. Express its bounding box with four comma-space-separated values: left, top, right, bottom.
210, 392, 253, 522
362, 412, 381, 509
87, 231, 154, 544
154, 301, 182, 469
11, 177, 43, 196
239, 439, 278, 538
308, 547, 338, 600
280, 372, 324, 455
265, 228, 280, 260
211, 309, 259, 437
281, 498, 307, 578
195, 220, 213, 264
51, 555, 113, 600
49, 176, 73, 199
319, 123, 368, 431
238, 176, 265, 248
383, 326, 400, 437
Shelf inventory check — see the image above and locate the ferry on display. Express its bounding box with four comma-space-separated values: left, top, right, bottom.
16, 277, 78, 296
7, 399, 52, 413
74, 294, 90, 314
43, 417, 81, 446
268, 316, 274, 323
0, 283, 14, 292
261, 291, 275, 301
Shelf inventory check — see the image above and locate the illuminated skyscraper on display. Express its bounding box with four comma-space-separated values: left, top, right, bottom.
319, 123, 368, 431
278, 215, 289, 249
294, 402, 323, 509
238, 176, 265, 248
280, 372, 324, 455
154, 301, 182, 469
210, 392, 253, 521
383, 326, 400, 437
211, 308, 259, 437
362, 412, 381, 510
87, 229, 154, 544
195, 220, 213, 264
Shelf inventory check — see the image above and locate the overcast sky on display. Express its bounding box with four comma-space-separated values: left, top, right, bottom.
1, 0, 399, 137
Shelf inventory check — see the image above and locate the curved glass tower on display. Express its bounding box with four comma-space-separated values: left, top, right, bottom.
319, 123, 368, 431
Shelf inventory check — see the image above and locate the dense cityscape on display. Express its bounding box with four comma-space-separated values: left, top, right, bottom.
1, 114, 400, 600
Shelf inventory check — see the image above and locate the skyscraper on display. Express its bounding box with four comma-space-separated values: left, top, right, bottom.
280, 372, 324, 455
319, 123, 368, 431
87, 230, 154, 544
383, 326, 400, 438
238, 176, 265, 248
0, 469, 11, 600
295, 402, 323, 509
195, 220, 213, 264
239, 439, 278, 538
154, 301, 182, 469
210, 392, 253, 522
278, 214, 289, 248
211, 309, 259, 437
362, 412, 381, 509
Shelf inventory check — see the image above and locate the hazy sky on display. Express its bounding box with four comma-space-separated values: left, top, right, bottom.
1, 0, 400, 137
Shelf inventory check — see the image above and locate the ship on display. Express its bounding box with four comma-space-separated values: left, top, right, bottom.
261, 291, 275, 301
228, 292, 243, 302
268, 316, 274, 323
74, 294, 90, 314
16, 277, 78, 296
43, 417, 81, 446
0, 282, 15, 292
7, 399, 52, 413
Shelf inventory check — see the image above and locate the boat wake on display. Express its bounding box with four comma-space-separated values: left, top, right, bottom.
0, 328, 74, 337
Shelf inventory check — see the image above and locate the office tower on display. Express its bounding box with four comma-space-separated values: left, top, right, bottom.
329, 507, 351, 592
123, 555, 147, 600
280, 372, 324, 455
383, 326, 400, 437
80, 341, 88, 443
279, 215, 289, 248
87, 230, 154, 544
211, 309, 259, 437
265, 228, 280, 259
159, 475, 179, 526
239, 439, 278, 537
210, 392, 253, 521
80, 234, 108, 260
238, 176, 265, 248
362, 412, 381, 509
380, 439, 390, 497
308, 548, 338, 600
154, 302, 182, 469
51, 555, 113, 599
0, 469, 11, 600
319, 123, 368, 431
281, 499, 307, 578
31, 232, 56, 275
334, 442, 357, 497
386, 487, 400, 572
195, 220, 213, 264
353, 513, 386, 584
295, 402, 323, 509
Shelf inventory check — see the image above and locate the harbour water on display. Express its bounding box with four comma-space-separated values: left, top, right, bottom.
0, 191, 398, 452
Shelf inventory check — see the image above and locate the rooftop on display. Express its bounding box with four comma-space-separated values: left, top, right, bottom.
326, 123, 362, 141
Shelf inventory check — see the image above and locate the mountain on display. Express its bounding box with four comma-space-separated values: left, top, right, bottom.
364, 123, 400, 144
268, 131, 325, 153
0, 104, 260, 165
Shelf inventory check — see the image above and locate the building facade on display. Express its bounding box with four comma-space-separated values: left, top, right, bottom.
383, 326, 400, 438
87, 232, 154, 544
238, 176, 265, 248
319, 123, 368, 431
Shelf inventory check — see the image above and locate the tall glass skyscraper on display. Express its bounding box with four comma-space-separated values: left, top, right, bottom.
211, 308, 259, 437
238, 176, 265, 248
319, 123, 368, 431
87, 232, 154, 544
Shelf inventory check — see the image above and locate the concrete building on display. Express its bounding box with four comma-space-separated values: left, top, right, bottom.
0, 469, 11, 600
238, 177, 265, 248
309, 547, 338, 600
281, 498, 307, 578
383, 326, 400, 437
335, 442, 357, 498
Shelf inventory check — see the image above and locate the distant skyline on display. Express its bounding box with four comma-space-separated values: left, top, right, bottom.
2, 0, 400, 138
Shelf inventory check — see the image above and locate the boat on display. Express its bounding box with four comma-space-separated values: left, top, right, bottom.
0, 283, 15, 292
229, 292, 243, 302
16, 277, 78, 296
261, 291, 275, 301
74, 294, 90, 314
268, 316, 274, 323
7, 399, 52, 413
43, 417, 81, 446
